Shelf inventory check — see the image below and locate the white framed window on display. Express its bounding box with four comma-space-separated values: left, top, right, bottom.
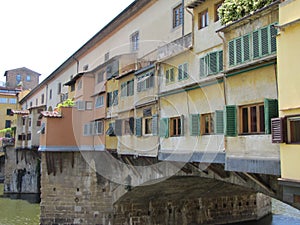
137, 71, 154, 92
86, 101, 93, 110
144, 117, 153, 135
97, 71, 104, 83
95, 120, 104, 135
173, 4, 183, 28
165, 68, 175, 84
95, 95, 104, 108
121, 79, 134, 97
130, 31, 139, 52
77, 101, 85, 110
178, 63, 189, 81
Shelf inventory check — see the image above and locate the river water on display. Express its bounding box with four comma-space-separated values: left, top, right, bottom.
0, 184, 299, 225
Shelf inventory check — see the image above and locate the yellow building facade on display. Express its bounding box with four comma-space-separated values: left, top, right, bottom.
275, 0, 300, 207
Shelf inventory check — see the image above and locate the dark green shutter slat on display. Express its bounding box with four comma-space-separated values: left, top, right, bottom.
209, 52, 217, 74
152, 114, 158, 136
159, 118, 169, 138
135, 117, 142, 137
253, 30, 260, 58
243, 35, 250, 61
115, 119, 122, 136
180, 115, 184, 136
215, 110, 224, 134
236, 38, 242, 64
229, 40, 235, 66
190, 114, 200, 136
270, 24, 277, 53
264, 98, 278, 134
218, 51, 223, 72
200, 57, 205, 77
261, 27, 269, 56
224, 105, 237, 137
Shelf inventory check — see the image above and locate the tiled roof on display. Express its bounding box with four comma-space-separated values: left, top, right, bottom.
40, 111, 62, 118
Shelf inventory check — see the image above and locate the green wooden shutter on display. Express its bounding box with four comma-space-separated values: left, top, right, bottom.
190, 114, 200, 136
236, 37, 242, 64
135, 117, 142, 137
228, 40, 235, 66
200, 57, 205, 77
261, 27, 269, 56
264, 98, 278, 134
270, 24, 277, 53
215, 110, 224, 134
178, 64, 183, 80
183, 63, 188, 79
218, 51, 223, 72
243, 34, 250, 62
209, 52, 217, 74
159, 118, 169, 138
180, 115, 185, 136
253, 30, 260, 58
129, 117, 134, 134
152, 114, 158, 136
224, 105, 237, 137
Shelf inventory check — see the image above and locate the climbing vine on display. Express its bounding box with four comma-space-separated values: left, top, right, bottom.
218, 0, 274, 25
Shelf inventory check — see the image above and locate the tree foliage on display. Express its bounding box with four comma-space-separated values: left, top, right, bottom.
218, 0, 274, 25
57, 99, 75, 110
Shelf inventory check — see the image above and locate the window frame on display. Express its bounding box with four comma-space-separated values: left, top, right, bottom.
137, 71, 154, 92
239, 103, 265, 135
95, 95, 104, 108
201, 113, 215, 135
214, 1, 224, 22
130, 31, 139, 52
173, 3, 183, 28
178, 63, 189, 81
198, 9, 209, 30
170, 116, 182, 137
97, 71, 105, 84
144, 117, 153, 136
26, 75, 31, 82
287, 116, 300, 144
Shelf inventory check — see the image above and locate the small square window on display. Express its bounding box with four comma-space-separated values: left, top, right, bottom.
26, 75, 31, 81
199, 9, 209, 29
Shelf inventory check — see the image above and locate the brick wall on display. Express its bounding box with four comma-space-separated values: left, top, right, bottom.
5, 67, 39, 90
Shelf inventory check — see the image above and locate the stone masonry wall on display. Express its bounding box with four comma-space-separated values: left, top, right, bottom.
114, 193, 271, 225
4, 146, 40, 194
40, 152, 114, 225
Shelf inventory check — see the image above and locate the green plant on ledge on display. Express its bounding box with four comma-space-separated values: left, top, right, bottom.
57, 99, 75, 110
0, 127, 13, 135
218, 0, 274, 25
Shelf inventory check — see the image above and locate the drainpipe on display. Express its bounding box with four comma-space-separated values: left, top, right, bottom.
185, 5, 194, 47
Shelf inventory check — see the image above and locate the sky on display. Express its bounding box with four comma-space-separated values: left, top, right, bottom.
0, 0, 134, 83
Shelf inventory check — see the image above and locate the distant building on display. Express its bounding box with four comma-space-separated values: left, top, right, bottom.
4, 67, 40, 90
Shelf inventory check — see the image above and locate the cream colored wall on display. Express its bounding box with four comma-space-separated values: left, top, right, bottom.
160, 82, 224, 154
277, 0, 300, 180
192, 0, 223, 54
118, 73, 135, 112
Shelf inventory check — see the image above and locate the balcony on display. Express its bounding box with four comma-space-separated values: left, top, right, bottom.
1, 137, 15, 147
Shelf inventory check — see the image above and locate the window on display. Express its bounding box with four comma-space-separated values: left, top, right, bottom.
165, 68, 175, 84
36, 98, 38, 106
30, 101, 33, 107
95, 121, 104, 135
95, 95, 104, 108
86, 101, 93, 110
130, 31, 139, 52
5, 120, 11, 128
49, 89, 52, 100
97, 71, 104, 83
37, 120, 41, 127
199, 9, 209, 29
121, 79, 134, 97
137, 71, 154, 92
16, 74, 21, 83
84, 122, 94, 136
215, 1, 223, 22
76, 101, 86, 110
28, 118, 32, 127
144, 117, 152, 135
6, 109, 12, 116
57, 82, 62, 94
287, 117, 300, 144
107, 90, 118, 107
240, 104, 265, 134
201, 113, 215, 134
170, 116, 182, 137
178, 63, 189, 81
9, 98, 17, 104
228, 24, 277, 67
18, 133, 26, 141
200, 51, 223, 77
0, 98, 7, 104
105, 52, 110, 62
70, 84, 75, 92
124, 118, 134, 135
27, 133, 31, 141
106, 122, 115, 136
173, 4, 183, 28
78, 79, 82, 90
22, 118, 26, 126
41, 94, 45, 104
26, 75, 31, 81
